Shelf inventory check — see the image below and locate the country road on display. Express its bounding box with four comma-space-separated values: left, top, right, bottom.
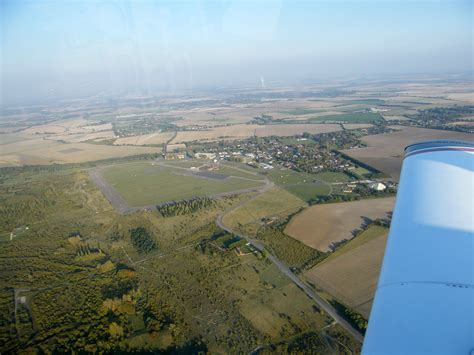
216, 185, 365, 344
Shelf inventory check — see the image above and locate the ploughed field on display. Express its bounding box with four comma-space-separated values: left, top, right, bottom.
99, 161, 266, 207
284, 197, 395, 252
341, 126, 474, 180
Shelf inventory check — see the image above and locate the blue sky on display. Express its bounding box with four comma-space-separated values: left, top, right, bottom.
1, 0, 472, 104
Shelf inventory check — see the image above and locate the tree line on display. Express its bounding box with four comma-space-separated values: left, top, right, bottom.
156, 197, 215, 217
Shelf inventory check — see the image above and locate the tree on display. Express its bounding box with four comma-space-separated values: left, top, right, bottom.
129, 227, 157, 253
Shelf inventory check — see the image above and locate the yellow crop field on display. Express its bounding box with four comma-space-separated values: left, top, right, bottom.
171, 124, 342, 143
113, 131, 175, 146
304, 225, 389, 318
0, 138, 161, 167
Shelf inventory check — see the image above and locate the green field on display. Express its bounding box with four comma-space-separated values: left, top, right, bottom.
285, 184, 330, 201
310, 112, 384, 123
101, 161, 264, 206
283, 108, 323, 115
312, 171, 352, 183
267, 168, 318, 185
351, 167, 371, 177
266, 168, 331, 201
217, 165, 266, 180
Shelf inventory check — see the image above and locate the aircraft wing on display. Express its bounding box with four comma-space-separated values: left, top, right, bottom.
362, 140, 474, 355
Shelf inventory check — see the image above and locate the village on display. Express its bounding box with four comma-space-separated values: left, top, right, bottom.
164, 132, 397, 197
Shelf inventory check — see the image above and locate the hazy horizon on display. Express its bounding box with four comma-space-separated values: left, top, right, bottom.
1, 0, 472, 106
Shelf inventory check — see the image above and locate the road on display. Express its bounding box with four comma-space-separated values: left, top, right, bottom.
216, 185, 365, 344
88, 168, 130, 214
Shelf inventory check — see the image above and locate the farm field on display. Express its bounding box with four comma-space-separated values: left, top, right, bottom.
283, 108, 324, 115
170, 124, 343, 143
113, 131, 175, 146
284, 197, 395, 252
305, 225, 389, 318
0, 138, 161, 167
284, 184, 330, 202
49, 130, 116, 143
172, 98, 345, 127
310, 112, 384, 123
21, 118, 93, 134
99, 161, 265, 207
18, 119, 116, 144
341, 126, 474, 180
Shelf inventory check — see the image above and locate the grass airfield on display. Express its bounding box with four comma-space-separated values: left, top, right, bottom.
99, 160, 266, 207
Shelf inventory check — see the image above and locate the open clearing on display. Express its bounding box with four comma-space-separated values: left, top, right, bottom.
305, 225, 389, 318
170, 124, 343, 143
223, 187, 306, 229
285, 197, 394, 252
99, 161, 266, 207
341, 126, 474, 180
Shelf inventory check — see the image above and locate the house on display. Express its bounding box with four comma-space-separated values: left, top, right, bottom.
165, 152, 185, 160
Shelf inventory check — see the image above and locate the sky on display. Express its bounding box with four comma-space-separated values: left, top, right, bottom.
0, 0, 472, 105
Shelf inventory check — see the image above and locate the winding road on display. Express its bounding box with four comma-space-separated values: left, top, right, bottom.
216, 182, 365, 344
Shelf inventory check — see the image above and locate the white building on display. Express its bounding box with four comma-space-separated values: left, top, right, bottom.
369, 182, 386, 191
195, 152, 216, 160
